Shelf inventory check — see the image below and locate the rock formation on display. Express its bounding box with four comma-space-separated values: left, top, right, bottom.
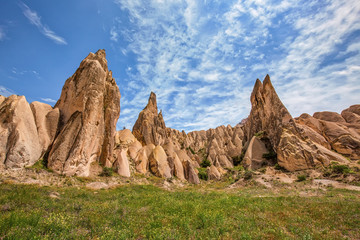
244, 75, 349, 171
1, 49, 359, 183
0, 96, 59, 169
296, 106, 360, 160
47, 49, 121, 176
132, 92, 167, 146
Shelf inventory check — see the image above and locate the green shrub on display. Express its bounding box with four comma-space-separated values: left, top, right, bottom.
274, 163, 283, 170
244, 171, 252, 180
100, 167, 114, 177
332, 165, 350, 174
232, 153, 244, 166
200, 158, 211, 168
198, 168, 208, 181
254, 131, 264, 137
186, 147, 196, 155
297, 175, 307, 182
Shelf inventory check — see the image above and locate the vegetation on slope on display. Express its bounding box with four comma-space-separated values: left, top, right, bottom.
0, 183, 359, 239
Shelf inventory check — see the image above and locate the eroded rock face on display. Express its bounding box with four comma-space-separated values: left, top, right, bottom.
132, 92, 167, 146
48, 49, 121, 176
30, 101, 59, 155
148, 145, 171, 179
243, 136, 269, 170
296, 106, 360, 160
0, 95, 42, 168
244, 75, 292, 149
244, 75, 349, 171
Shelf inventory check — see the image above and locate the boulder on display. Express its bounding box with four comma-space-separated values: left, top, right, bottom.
313, 111, 346, 123
134, 144, 155, 174
148, 145, 171, 178
48, 49, 121, 176
207, 165, 221, 180
243, 136, 269, 170
113, 149, 130, 177
342, 105, 360, 124
0, 95, 42, 168
183, 160, 200, 184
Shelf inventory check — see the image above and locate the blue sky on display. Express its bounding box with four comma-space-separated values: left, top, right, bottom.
0, 0, 359, 132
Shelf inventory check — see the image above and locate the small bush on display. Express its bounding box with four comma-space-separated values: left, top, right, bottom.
332, 165, 350, 174
244, 171, 252, 180
186, 147, 196, 155
200, 158, 211, 168
198, 168, 208, 181
232, 153, 244, 166
274, 163, 282, 170
254, 131, 264, 137
297, 175, 307, 182
100, 167, 114, 177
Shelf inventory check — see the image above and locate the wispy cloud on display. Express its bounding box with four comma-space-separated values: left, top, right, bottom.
40, 98, 57, 104
0, 86, 15, 97
113, 0, 360, 132
19, 2, 67, 45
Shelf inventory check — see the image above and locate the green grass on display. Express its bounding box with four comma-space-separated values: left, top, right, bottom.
0, 184, 359, 239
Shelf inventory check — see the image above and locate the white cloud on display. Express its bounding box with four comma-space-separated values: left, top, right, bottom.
113, 0, 360, 131
40, 98, 57, 103
19, 2, 67, 45
0, 86, 15, 97
110, 27, 118, 42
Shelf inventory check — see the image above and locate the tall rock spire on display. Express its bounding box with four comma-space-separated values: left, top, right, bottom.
132, 92, 167, 146
47, 49, 121, 176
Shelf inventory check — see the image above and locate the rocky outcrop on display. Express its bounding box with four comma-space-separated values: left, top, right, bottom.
148, 145, 172, 178
0, 96, 43, 168
132, 92, 167, 146
30, 101, 59, 155
296, 106, 360, 160
243, 136, 270, 170
244, 75, 349, 171
244, 75, 292, 148
47, 49, 121, 176
341, 105, 360, 124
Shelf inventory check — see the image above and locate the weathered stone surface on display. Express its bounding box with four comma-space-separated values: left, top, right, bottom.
133, 92, 167, 146
113, 149, 130, 177
243, 136, 269, 170
30, 101, 59, 155
48, 49, 121, 176
342, 105, 360, 124
245, 75, 349, 171
313, 111, 346, 123
277, 124, 349, 171
296, 109, 360, 160
134, 144, 155, 174
148, 145, 171, 178
244, 75, 292, 149
207, 165, 221, 180
0, 95, 42, 168
183, 160, 200, 184
163, 140, 185, 180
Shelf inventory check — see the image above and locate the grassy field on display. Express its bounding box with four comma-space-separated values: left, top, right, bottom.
0, 183, 359, 239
